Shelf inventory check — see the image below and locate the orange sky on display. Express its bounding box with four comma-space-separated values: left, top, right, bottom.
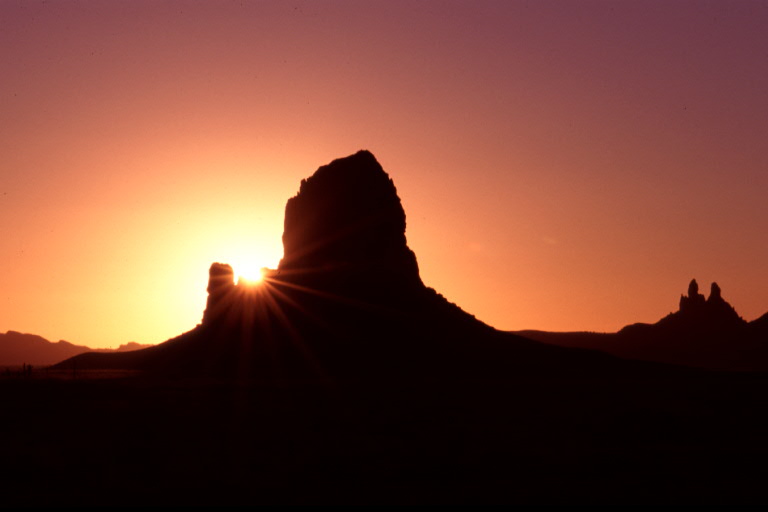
2, 1, 768, 348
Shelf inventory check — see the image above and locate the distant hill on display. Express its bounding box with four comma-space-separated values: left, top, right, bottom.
0, 331, 152, 367
516, 279, 768, 370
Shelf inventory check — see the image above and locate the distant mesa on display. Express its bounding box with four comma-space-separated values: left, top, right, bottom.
116, 342, 149, 352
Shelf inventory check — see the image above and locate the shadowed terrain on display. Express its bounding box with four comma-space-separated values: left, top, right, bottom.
4, 151, 768, 505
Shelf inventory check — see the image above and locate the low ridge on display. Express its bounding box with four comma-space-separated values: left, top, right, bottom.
0, 331, 150, 367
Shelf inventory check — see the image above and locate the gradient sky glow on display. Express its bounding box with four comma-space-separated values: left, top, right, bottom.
2, 1, 768, 348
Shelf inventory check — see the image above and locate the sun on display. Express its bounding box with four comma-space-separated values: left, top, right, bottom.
233, 261, 266, 284
216, 239, 282, 286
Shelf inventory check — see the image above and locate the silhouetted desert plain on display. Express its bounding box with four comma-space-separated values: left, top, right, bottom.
3, 152, 768, 505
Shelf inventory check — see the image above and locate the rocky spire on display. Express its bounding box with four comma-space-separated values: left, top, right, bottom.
680, 278, 706, 311
688, 279, 700, 298
202, 262, 235, 324
709, 282, 722, 302
676, 278, 745, 326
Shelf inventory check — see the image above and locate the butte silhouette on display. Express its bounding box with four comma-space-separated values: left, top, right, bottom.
55, 150, 619, 379
21, 152, 768, 507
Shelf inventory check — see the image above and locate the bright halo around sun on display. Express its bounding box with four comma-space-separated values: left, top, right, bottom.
216, 238, 283, 286
234, 261, 265, 284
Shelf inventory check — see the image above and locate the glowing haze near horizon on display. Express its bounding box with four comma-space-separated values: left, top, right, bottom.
2, 1, 768, 348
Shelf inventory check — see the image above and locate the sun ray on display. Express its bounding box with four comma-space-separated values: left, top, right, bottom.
257, 280, 332, 381
262, 280, 332, 332
265, 276, 402, 316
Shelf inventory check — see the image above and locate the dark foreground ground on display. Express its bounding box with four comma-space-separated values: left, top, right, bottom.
2, 368, 768, 506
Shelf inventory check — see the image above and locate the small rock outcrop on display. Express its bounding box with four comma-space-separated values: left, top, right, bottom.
709, 282, 722, 301
679, 278, 706, 312
676, 278, 743, 325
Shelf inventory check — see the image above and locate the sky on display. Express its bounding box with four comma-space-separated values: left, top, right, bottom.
2, 0, 768, 348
